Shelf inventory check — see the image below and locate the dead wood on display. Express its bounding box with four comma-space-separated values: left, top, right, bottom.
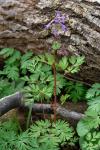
0, 92, 84, 120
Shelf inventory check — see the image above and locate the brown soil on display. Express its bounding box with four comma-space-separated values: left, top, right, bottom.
64, 102, 87, 113
0, 109, 17, 122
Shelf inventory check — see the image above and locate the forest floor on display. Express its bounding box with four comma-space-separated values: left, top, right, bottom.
0, 102, 87, 150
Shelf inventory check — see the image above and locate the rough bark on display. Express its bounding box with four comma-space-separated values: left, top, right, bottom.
0, 0, 100, 83
0, 92, 84, 120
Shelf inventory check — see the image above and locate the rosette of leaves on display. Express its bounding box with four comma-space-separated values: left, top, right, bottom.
29, 119, 77, 148
65, 81, 87, 103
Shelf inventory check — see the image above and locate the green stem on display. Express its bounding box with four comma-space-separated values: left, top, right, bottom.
26, 103, 33, 129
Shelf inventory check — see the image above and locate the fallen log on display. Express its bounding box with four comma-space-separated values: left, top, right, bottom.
0, 92, 85, 120
0, 92, 22, 116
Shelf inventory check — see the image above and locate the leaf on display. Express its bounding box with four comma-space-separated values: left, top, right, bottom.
15, 132, 31, 150
28, 62, 42, 73
76, 56, 85, 66
45, 53, 55, 65
65, 82, 86, 102
0, 118, 20, 132
30, 120, 51, 138
40, 64, 52, 72
86, 96, 100, 116
21, 51, 33, 62
60, 94, 70, 104
39, 135, 59, 150
0, 79, 16, 98
0, 119, 76, 150
51, 120, 75, 144
6, 51, 21, 64
3, 65, 19, 80
24, 83, 53, 104
69, 56, 77, 65
52, 41, 61, 50
70, 66, 80, 74
42, 86, 53, 100
30, 119, 76, 148
0, 119, 21, 150
20, 52, 33, 74
0, 48, 14, 58
15, 80, 25, 91
77, 119, 91, 137
79, 131, 100, 150
86, 83, 100, 99
59, 57, 68, 70
35, 55, 45, 63
77, 116, 100, 137
67, 56, 85, 73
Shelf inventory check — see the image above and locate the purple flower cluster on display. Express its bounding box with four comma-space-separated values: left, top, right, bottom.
45, 11, 67, 36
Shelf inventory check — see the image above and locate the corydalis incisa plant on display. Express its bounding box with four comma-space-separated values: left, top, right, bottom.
45, 11, 67, 121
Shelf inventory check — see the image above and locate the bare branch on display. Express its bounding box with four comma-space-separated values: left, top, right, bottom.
0, 92, 22, 116
0, 92, 85, 120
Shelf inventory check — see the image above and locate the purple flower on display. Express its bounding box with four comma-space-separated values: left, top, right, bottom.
45, 11, 67, 36
45, 20, 54, 29
52, 29, 59, 36
54, 11, 61, 23
54, 11, 66, 24
61, 23, 67, 32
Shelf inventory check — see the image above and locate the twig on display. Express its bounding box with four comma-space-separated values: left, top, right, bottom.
0, 92, 22, 116
64, 74, 92, 87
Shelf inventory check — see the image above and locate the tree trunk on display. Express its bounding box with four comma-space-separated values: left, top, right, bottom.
0, 0, 100, 83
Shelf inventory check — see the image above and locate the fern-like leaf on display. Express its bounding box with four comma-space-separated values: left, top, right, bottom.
20, 51, 33, 74
59, 56, 68, 70
51, 120, 74, 144
6, 50, 21, 64
86, 83, 100, 99
0, 48, 14, 58
65, 81, 86, 102
3, 65, 19, 80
